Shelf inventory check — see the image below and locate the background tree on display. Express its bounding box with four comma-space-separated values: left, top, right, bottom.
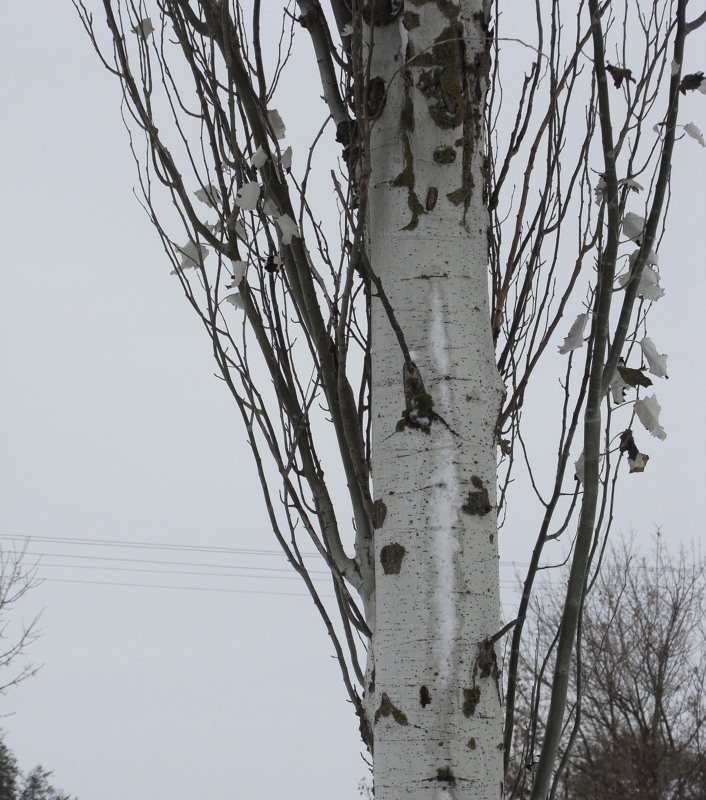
72, 1, 705, 797
0, 736, 73, 800
510, 538, 706, 800
0, 551, 66, 800
0, 548, 41, 697
18, 767, 72, 800
0, 739, 20, 800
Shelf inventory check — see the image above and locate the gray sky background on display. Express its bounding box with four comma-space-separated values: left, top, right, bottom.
1, 3, 704, 799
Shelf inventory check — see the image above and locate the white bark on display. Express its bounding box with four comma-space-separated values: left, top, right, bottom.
364, 2, 505, 797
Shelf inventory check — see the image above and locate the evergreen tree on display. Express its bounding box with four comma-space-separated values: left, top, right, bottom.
0, 736, 73, 800
0, 738, 19, 800
19, 767, 71, 800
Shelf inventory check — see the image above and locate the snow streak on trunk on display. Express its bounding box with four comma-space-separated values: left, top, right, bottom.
363, 2, 505, 798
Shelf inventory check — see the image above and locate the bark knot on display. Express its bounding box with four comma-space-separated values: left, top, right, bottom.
372, 499, 388, 529
462, 475, 492, 516
375, 692, 408, 725
462, 686, 481, 717
380, 542, 406, 574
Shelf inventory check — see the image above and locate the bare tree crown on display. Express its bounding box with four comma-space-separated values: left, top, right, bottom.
73, 1, 705, 797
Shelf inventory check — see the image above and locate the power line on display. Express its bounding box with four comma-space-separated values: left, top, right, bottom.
42, 576, 333, 598
20, 549, 331, 575
38, 561, 324, 581
1, 532, 538, 570
2, 533, 589, 600
0, 532, 313, 558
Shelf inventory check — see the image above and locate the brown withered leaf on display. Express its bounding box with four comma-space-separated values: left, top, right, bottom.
605, 63, 636, 88
617, 364, 653, 389
679, 71, 705, 94
619, 429, 640, 461
619, 429, 649, 474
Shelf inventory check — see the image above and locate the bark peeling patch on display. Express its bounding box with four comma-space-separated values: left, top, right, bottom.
391, 131, 424, 230
401, 69, 415, 132
420, 685, 431, 707
433, 145, 457, 164
375, 692, 408, 725
403, 10, 420, 29
397, 361, 435, 432
462, 475, 491, 516
436, 767, 456, 784
462, 686, 481, 717
380, 542, 406, 574
366, 76, 387, 119
478, 639, 499, 680
372, 499, 388, 529
414, 22, 465, 130
363, 0, 404, 26
408, 0, 458, 20
425, 186, 438, 210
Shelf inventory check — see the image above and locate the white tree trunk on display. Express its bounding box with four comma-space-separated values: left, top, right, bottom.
364, 2, 505, 798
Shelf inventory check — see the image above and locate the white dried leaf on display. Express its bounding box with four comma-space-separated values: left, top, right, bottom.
596, 177, 643, 205
594, 177, 607, 205
236, 182, 261, 210
574, 452, 585, 485
622, 212, 645, 241
617, 263, 664, 301
268, 109, 286, 140
628, 452, 649, 473
631, 246, 659, 268
194, 184, 221, 208
341, 23, 354, 36
610, 365, 630, 404
634, 394, 666, 440
625, 248, 659, 272
700, 80, 706, 94
132, 18, 154, 37
684, 122, 706, 147
250, 147, 267, 169
262, 199, 279, 217
639, 337, 668, 378
641, 283, 665, 302
280, 146, 292, 171
275, 214, 300, 245
225, 292, 245, 310
559, 313, 591, 354
671, 59, 680, 76
618, 177, 643, 193
637, 266, 665, 301
175, 240, 208, 271
230, 260, 247, 285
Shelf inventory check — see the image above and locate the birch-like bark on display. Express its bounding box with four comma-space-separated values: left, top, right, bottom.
73, 2, 701, 797
362, 3, 505, 797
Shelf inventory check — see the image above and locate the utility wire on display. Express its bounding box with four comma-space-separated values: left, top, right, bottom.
43, 576, 334, 597
2, 532, 563, 598
19, 549, 332, 575
1, 532, 539, 570
0, 532, 312, 558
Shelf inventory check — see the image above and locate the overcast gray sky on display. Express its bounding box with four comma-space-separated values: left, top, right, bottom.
1, 3, 704, 800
